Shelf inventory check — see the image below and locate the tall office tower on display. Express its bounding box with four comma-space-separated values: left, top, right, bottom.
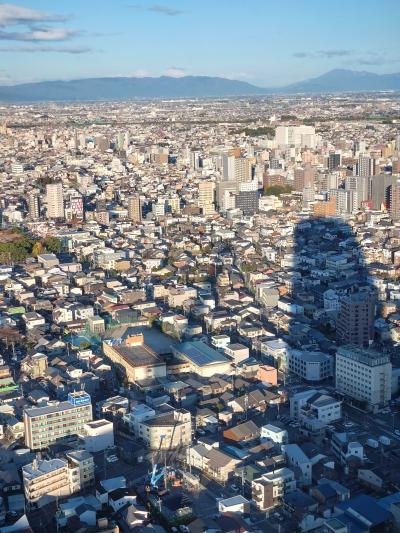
294, 164, 315, 192
128, 195, 142, 222
46, 182, 64, 220
357, 154, 375, 177
336, 291, 376, 347
216, 181, 237, 211
335, 346, 391, 408
24, 391, 93, 450
329, 189, 358, 214
371, 174, 399, 210
198, 181, 215, 215
328, 152, 341, 170
191, 151, 201, 170
28, 192, 40, 220
389, 179, 400, 220
236, 180, 258, 215
222, 155, 251, 189
345, 175, 370, 207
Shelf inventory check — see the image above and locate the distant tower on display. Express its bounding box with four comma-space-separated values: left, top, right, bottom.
28, 192, 40, 220
128, 195, 142, 223
46, 182, 64, 220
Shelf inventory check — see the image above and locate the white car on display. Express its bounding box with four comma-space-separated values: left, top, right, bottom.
106, 455, 118, 463
395, 430, 400, 437
344, 422, 354, 428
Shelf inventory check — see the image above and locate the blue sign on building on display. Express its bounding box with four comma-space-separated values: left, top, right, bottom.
68, 391, 91, 407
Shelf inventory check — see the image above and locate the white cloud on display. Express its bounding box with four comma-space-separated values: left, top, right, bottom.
0, 3, 67, 27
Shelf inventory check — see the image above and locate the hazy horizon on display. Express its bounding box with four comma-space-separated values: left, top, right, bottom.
0, 0, 399, 86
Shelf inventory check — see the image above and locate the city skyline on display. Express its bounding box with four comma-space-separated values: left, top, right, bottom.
1, 0, 400, 86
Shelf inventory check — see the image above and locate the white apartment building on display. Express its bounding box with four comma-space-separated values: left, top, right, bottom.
335, 345, 392, 408
252, 467, 296, 511
288, 350, 333, 382
81, 419, 114, 453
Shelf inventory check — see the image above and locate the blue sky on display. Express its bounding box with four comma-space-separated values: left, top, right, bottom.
1, 0, 400, 86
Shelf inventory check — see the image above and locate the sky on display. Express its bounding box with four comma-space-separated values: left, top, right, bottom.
0, 0, 400, 86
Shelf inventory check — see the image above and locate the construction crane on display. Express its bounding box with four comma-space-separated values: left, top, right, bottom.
146, 434, 166, 493
146, 416, 181, 495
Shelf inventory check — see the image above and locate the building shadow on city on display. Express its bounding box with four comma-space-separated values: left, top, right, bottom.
280, 216, 393, 408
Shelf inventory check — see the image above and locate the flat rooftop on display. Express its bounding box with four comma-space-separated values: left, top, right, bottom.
175, 341, 230, 367
112, 344, 165, 368
23, 458, 67, 480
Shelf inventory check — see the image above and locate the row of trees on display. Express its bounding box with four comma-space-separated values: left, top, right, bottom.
0, 232, 62, 263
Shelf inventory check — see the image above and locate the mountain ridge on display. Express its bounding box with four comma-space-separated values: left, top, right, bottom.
1, 69, 400, 101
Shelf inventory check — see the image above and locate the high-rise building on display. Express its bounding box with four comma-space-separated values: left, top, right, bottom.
335, 345, 391, 408
328, 152, 341, 170
371, 174, 399, 210
28, 192, 40, 220
236, 180, 258, 215
294, 164, 315, 192
336, 291, 375, 347
357, 154, 375, 177
345, 175, 370, 207
216, 181, 237, 211
128, 194, 142, 222
389, 179, 400, 220
46, 182, 64, 220
222, 156, 251, 188
24, 391, 92, 450
198, 181, 215, 215
329, 189, 358, 214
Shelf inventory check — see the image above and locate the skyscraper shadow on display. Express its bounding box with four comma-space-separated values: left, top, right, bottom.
279, 216, 390, 399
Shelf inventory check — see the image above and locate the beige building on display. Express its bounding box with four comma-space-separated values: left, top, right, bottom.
102, 335, 166, 383
23, 458, 71, 508
186, 443, 241, 483
252, 467, 296, 511
168, 287, 197, 308
138, 409, 191, 450
198, 181, 215, 215
335, 345, 392, 408
127, 194, 142, 222
46, 182, 64, 219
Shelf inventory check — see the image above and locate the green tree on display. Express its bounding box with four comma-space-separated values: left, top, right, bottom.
43, 236, 62, 254
264, 185, 292, 196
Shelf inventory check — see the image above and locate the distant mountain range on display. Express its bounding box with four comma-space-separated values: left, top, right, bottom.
1, 69, 400, 102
